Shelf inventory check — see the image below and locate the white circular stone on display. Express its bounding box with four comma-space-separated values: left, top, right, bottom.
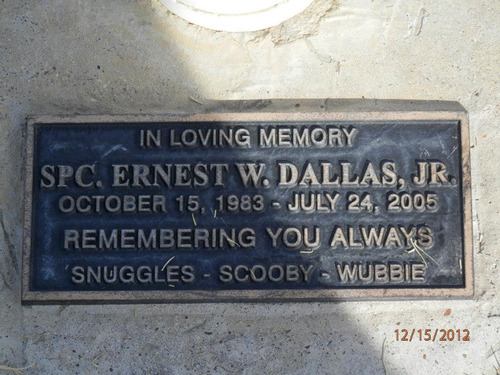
158, 0, 315, 32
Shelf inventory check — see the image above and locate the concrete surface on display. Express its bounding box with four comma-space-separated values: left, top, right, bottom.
1, 0, 499, 373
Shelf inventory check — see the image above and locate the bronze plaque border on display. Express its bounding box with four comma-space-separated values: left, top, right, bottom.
22, 104, 473, 303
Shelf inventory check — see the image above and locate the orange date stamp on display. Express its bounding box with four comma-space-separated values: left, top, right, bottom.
394, 328, 470, 342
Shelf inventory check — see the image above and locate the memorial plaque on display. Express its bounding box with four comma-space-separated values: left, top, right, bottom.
22, 108, 473, 303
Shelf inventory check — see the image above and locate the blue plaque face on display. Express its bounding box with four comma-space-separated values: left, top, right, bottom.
22, 110, 473, 303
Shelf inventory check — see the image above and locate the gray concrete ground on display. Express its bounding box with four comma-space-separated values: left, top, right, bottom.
1, 0, 499, 373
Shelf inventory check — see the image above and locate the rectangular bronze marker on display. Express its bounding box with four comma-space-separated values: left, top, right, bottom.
22, 102, 473, 303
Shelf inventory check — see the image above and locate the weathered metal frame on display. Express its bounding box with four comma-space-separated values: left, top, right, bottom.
22, 104, 473, 303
